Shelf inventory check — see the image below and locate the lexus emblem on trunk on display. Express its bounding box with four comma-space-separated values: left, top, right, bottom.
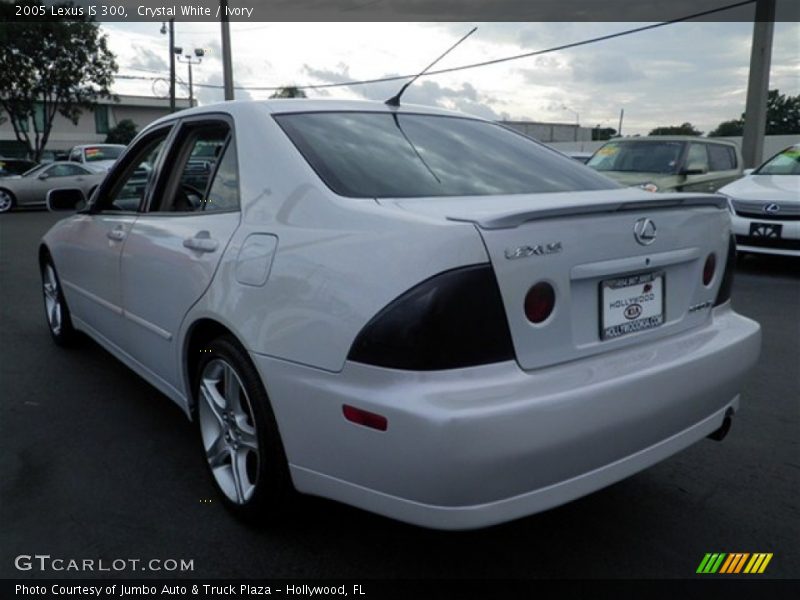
763, 203, 780, 214
633, 218, 657, 246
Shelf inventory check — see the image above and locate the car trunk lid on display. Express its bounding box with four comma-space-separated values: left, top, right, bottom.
378, 189, 731, 370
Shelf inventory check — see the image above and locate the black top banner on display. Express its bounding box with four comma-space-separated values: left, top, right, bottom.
1, 0, 799, 22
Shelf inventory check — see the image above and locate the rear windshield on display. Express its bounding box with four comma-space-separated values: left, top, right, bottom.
274, 111, 618, 198
756, 145, 800, 175
84, 146, 123, 162
587, 141, 685, 174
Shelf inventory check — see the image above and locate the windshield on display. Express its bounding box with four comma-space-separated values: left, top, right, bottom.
755, 145, 800, 176
587, 141, 685, 174
83, 146, 123, 162
274, 112, 618, 198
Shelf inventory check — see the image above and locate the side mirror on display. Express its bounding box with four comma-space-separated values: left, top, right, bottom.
37, 173, 49, 180
47, 188, 86, 212
681, 162, 708, 176
743, 168, 755, 176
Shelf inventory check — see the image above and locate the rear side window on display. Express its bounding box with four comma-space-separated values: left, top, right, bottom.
275, 112, 618, 198
708, 144, 737, 171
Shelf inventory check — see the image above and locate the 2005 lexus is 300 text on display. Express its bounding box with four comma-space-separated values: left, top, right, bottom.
40, 100, 761, 529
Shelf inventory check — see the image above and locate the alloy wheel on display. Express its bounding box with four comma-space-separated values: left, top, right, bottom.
198, 359, 260, 504
43, 264, 62, 335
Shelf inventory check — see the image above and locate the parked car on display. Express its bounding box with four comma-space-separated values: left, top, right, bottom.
0, 161, 104, 212
0, 157, 37, 178
586, 136, 742, 193
719, 144, 800, 257
40, 100, 760, 530
67, 144, 126, 173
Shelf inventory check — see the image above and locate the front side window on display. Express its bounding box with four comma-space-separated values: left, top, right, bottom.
587, 141, 685, 174
46, 164, 87, 178
96, 132, 169, 212
275, 112, 617, 198
756, 146, 800, 175
686, 143, 710, 172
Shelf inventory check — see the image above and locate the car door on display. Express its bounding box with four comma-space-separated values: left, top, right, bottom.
120, 117, 241, 393
54, 129, 172, 351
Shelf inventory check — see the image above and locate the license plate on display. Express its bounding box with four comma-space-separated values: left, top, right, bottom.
749, 222, 782, 238
600, 272, 664, 340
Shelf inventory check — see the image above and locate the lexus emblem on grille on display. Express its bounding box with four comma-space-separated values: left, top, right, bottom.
763, 203, 780, 214
633, 218, 657, 246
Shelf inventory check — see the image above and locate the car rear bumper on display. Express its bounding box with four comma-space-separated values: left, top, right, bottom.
252, 304, 761, 530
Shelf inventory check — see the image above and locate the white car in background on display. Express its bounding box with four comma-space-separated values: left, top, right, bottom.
40, 100, 760, 530
68, 144, 126, 173
720, 144, 800, 257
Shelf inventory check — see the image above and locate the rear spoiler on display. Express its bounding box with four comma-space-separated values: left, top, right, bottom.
447, 196, 727, 230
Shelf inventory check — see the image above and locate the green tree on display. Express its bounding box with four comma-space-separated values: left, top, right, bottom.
104, 119, 138, 145
269, 86, 307, 99
648, 122, 703, 136
709, 90, 800, 137
592, 127, 617, 141
708, 119, 744, 137
0, 1, 118, 161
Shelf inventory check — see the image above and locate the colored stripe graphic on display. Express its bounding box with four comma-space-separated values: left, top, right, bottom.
699, 552, 772, 574
719, 554, 735, 574
757, 554, 773, 573
696, 554, 713, 573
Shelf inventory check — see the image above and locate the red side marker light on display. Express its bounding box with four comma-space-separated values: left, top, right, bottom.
343, 405, 388, 431
524, 281, 556, 324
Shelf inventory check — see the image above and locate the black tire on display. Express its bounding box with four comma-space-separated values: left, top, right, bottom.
0, 188, 15, 213
41, 255, 77, 346
194, 335, 294, 523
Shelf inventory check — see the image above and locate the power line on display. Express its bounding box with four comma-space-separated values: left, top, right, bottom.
117, 0, 756, 93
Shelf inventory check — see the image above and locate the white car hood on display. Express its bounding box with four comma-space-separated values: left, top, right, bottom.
720, 174, 800, 203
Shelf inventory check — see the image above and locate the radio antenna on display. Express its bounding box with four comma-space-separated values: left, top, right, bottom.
385, 27, 477, 107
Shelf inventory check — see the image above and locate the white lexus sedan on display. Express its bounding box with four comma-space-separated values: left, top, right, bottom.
40, 100, 761, 529
719, 144, 800, 257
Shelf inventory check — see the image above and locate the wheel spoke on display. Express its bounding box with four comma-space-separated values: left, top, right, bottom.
239, 428, 258, 452
223, 364, 241, 412
230, 448, 246, 503
206, 433, 229, 468
200, 377, 226, 427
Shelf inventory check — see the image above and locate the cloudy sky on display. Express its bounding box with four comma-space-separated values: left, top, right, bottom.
102, 21, 799, 135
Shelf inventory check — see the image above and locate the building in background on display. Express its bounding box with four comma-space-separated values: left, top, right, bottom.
0, 95, 192, 158
501, 120, 593, 143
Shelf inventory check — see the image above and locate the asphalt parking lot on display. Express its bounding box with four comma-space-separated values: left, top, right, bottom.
1, 210, 798, 580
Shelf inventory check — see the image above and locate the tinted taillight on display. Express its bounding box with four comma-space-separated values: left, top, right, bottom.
703, 253, 716, 286
524, 282, 556, 323
714, 235, 736, 306
347, 265, 514, 370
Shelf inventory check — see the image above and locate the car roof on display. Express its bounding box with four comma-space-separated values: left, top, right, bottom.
605, 136, 738, 146
145, 98, 481, 130
71, 144, 126, 150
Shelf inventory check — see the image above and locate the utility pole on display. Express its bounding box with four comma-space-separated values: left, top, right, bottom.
742, 0, 776, 168
220, 0, 235, 100
176, 49, 205, 107
160, 20, 177, 112
618, 108, 624, 137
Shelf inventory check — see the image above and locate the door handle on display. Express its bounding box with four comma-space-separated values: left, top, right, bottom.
183, 231, 219, 253
107, 227, 126, 242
